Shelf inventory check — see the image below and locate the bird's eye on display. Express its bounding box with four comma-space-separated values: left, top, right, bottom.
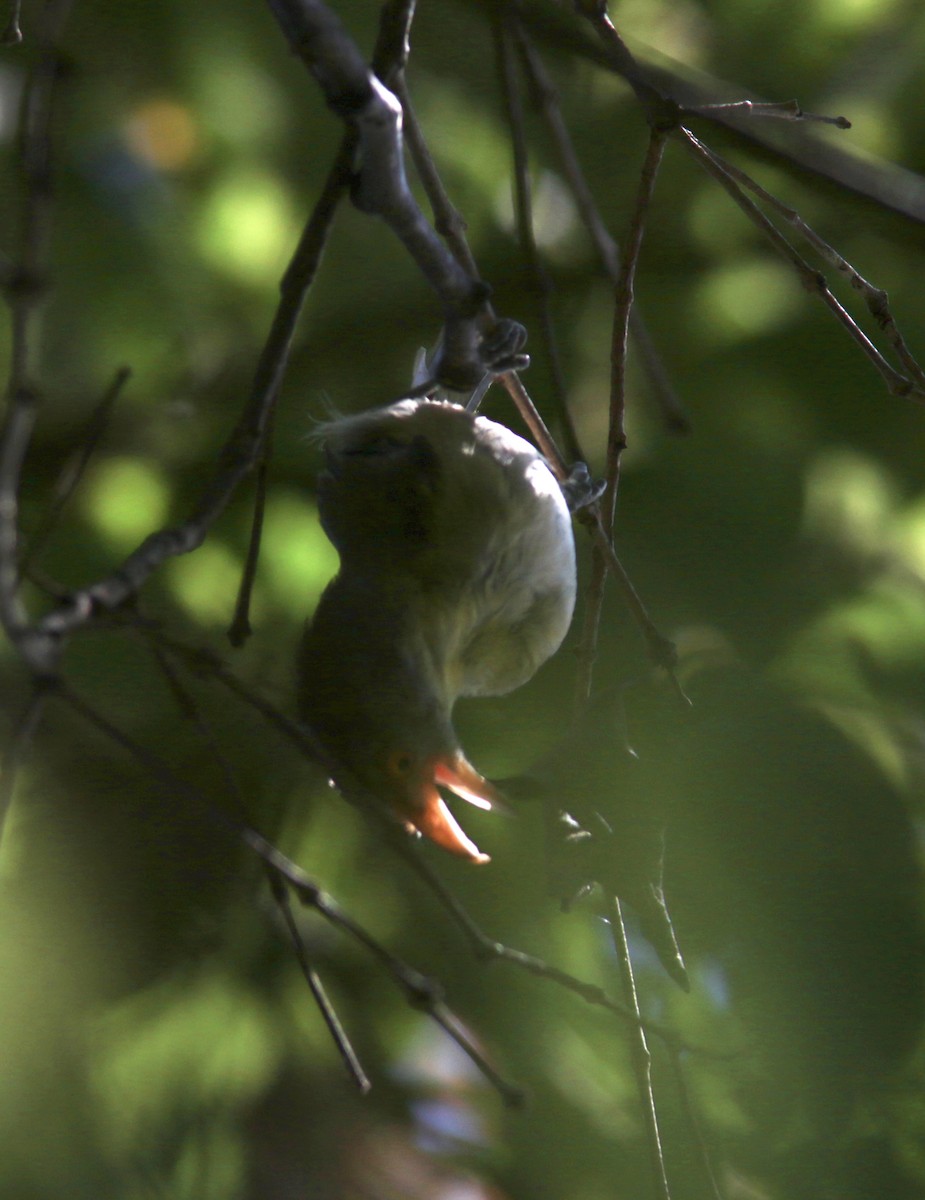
387, 750, 414, 778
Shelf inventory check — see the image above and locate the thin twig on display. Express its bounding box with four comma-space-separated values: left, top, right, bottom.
585, 510, 682, 681
6, 0, 73, 394
575, 128, 668, 702
0, 0, 74, 673
668, 1045, 726, 1200
603, 128, 667, 526
393, 79, 478, 277
275, 847, 525, 1108
227, 453, 270, 648
269, 870, 372, 1093
148, 641, 372, 1091
23, 133, 355, 666
497, 372, 681, 682
0, 683, 48, 843
607, 895, 671, 1200
681, 129, 924, 400
513, 19, 689, 433
493, 10, 581, 462
684, 97, 850, 128
573, 552, 608, 709
19, 365, 131, 577
506, 0, 925, 226
697, 145, 925, 392
56, 678, 523, 1102
227, 0, 421, 650
0, 389, 42, 665
573, 0, 679, 129
499, 371, 567, 473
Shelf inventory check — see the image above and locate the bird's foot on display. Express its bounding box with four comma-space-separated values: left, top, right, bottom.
561, 461, 607, 512
477, 318, 529, 377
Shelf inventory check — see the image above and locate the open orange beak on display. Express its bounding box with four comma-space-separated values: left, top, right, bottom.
413, 752, 502, 864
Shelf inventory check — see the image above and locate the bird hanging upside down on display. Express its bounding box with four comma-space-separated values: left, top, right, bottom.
298, 398, 577, 863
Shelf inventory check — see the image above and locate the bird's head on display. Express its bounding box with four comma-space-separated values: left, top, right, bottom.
300, 615, 500, 863
369, 740, 501, 864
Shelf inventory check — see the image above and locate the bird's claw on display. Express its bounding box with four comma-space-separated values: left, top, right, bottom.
411, 319, 528, 409
477, 318, 530, 377
561, 461, 607, 513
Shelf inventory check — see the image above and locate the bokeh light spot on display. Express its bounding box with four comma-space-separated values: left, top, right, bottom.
125, 98, 200, 172
258, 491, 339, 613
83, 457, 172, 551
167, 540, 251, 624
198, 170, 298, 286
695, 257, 801, 341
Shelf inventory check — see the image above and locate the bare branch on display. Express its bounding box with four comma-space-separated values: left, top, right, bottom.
577, 127, 668, 701
681, 129, 925, 401
267, 0, 513, 390
268, 870, 372, 1093
142, 626, 720, 1056
514, 26, 689, 433
668, 1044, 727, 1200
604, 127, 667, 526
506, 0, 925, 226
696, 146, 925, 393
685, 97, 850, 129
19, 366, 131, 578
493, 10, 582, 463
13, 127, 354, 673
55, 678, 523, 1102
0, 0, 74, 674
606, 895, 672, 1200
227, 454, 271, 648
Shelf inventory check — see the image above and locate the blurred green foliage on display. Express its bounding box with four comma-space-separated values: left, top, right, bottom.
3, 0, 925, 1197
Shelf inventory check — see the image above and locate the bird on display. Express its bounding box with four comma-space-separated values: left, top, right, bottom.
298, 397, 577, 863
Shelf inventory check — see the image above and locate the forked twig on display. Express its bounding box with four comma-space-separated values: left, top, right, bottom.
55, 677, 524, 1104
679, 130, 925, 401
267, 869, 372, 1093
684, 97, 850, 129
146, 625, 723, 1057
150, 642, 371, 1092
688, 138, 925, 393
228, 0, 420, 649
